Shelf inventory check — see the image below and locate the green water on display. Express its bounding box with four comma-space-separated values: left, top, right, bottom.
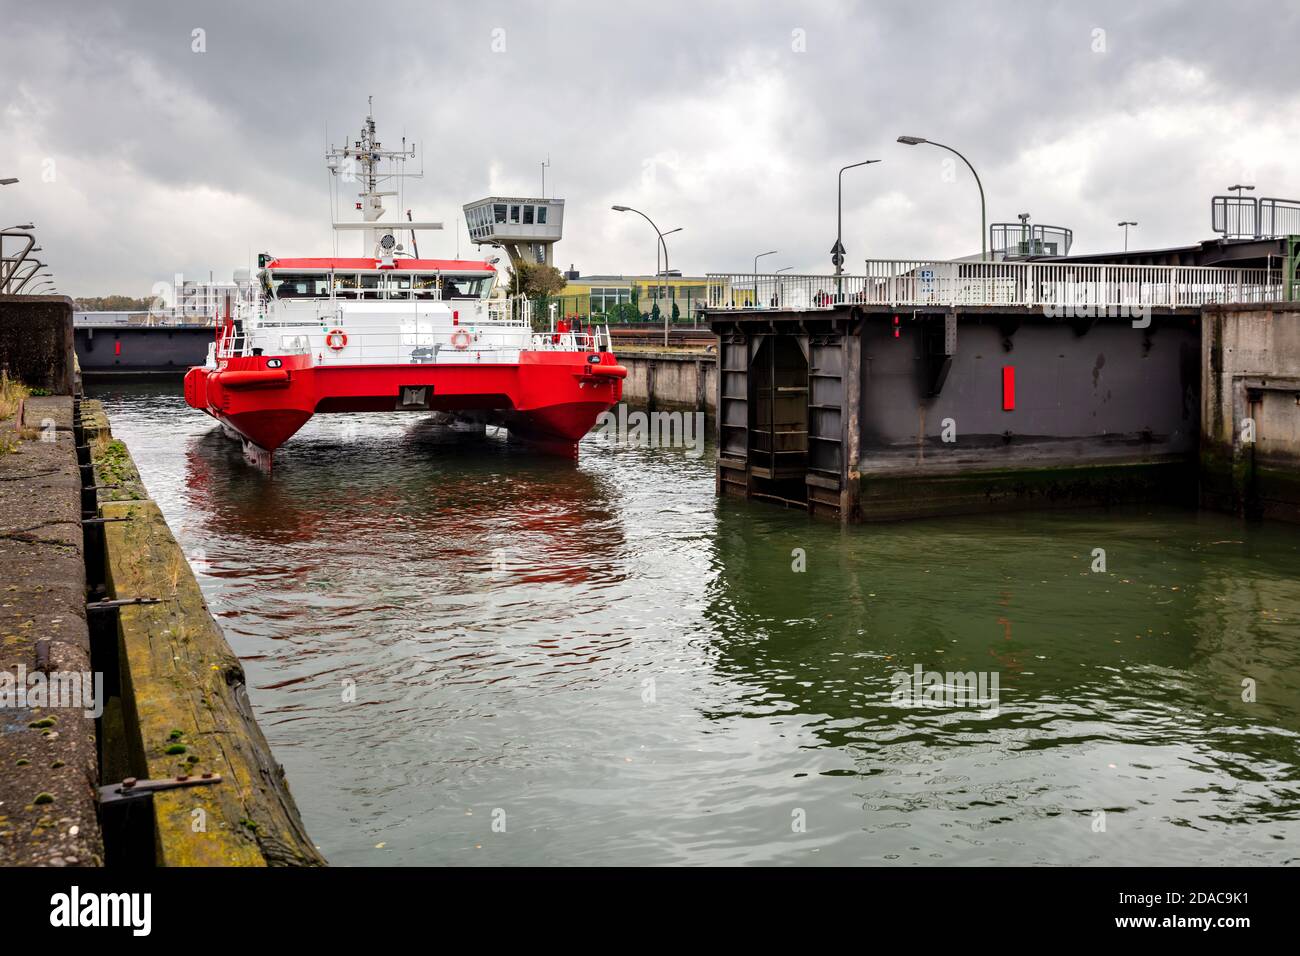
93, 383, 1300, 865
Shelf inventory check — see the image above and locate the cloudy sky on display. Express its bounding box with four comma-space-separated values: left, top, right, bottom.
2, 0, 1297, 296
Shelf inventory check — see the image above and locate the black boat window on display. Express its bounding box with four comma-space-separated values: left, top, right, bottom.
274, 274, 330, 298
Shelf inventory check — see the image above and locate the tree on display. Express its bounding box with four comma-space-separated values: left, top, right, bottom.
507, 261, 566, 298
671, 301, 681, 324
606, 302, 639, 324
73, 295, 151, 312
650, 302, 661, 325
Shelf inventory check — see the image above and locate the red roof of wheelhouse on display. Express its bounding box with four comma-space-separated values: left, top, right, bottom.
266, 257, 497, 272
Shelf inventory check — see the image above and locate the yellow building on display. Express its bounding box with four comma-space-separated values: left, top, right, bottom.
552, 270, 711, 322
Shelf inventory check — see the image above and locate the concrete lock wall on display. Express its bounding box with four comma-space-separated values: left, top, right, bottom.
854, 314, 1202, 519
710, 308, 1204, 522
619, 351, 717, 411
860, 317, 1200, 467
0, 295, 76, 393
1202, 305, 1300, 522
75, 324, 213, 375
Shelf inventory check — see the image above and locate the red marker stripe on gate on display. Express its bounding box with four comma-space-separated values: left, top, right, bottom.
1002, 366, 1015, 410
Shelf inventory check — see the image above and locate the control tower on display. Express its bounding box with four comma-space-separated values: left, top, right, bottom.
462, 196, 565, 269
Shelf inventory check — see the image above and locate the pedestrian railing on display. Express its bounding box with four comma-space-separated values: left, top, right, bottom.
706, 259, 1291, 312
1211, 195, 1300, 239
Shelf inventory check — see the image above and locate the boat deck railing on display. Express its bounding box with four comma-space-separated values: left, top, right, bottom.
707, 259, 1294, 312
211, 322, 613, 364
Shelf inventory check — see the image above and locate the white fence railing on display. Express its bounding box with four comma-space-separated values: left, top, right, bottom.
707, 260, 1291, 312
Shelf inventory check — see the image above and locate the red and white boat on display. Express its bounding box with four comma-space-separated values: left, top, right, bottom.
183, 109, 625, 467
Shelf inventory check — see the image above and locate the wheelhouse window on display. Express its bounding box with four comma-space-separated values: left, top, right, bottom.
537, 206, 548, 225
273, 274, 330, 298
407, 274, 492, 299
412, 274, 440, 299
442, 275, 491, 298
523, 205, 535, 225
509, 205, 520, 224
493, 204, 507, 224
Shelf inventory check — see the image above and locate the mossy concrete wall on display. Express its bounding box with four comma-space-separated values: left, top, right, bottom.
0, 396, 103, 866
1201, 305, 1300, 522
620, 350, 716, 411
91, 424, 323, 866
0, 295, 76, 394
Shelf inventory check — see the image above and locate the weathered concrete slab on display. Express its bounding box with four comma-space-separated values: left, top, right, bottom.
78, 400, 110, 443
0, 295, 76, 395
0, 395, 103, 866
1202, 304, 1300, 522
21, 395, 75, 432
97, 450, 322, 865
620, 349, 716, 411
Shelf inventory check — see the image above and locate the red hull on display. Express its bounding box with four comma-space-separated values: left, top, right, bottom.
184, 351, 626, 463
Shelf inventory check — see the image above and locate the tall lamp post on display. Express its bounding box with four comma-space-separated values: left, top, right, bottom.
612, 204, 678, 346
753, 250, 777, 309
898, 136, 987, 261
775, 265, 792, 308
1117, 221, 1137, 252
1227, 185, 1256, 238
834, 160, 881, 289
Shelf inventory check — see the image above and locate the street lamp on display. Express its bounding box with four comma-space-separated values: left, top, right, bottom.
772, 266, 793, 308
611, 205, 676, 346
1228, 184, 1255, 199
834, 159, 881, 280
1117, 221, 1137, 252
659, 226, 683, 288
898, 136, 987, 261
753, 250, 777, 309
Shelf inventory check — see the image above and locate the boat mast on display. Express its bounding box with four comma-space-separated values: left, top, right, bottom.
326, 98, 441, 259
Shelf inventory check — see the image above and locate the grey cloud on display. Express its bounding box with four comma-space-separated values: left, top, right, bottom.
1, 0, 1296, 294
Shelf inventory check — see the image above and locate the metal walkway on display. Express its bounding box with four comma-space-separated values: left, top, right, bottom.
707, 259, 1293, 312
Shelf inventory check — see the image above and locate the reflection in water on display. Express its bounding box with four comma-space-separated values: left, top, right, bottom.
96, 383, 1300, 866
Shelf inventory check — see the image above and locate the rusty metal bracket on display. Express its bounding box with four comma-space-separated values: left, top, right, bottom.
86, 597, 161, 612
99, 773, 223, 806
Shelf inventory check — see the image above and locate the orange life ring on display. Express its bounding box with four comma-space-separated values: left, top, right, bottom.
325, 328, 348, 351
450, 329, 471, 350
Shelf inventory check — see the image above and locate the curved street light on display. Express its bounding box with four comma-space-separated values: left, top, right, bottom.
612, 204, 679, 345
835, 159, 881, 279
1117, 220, 1138, 252
753, 250, 777, 310
898, 136, 987, 261
8, 260, 48, 294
